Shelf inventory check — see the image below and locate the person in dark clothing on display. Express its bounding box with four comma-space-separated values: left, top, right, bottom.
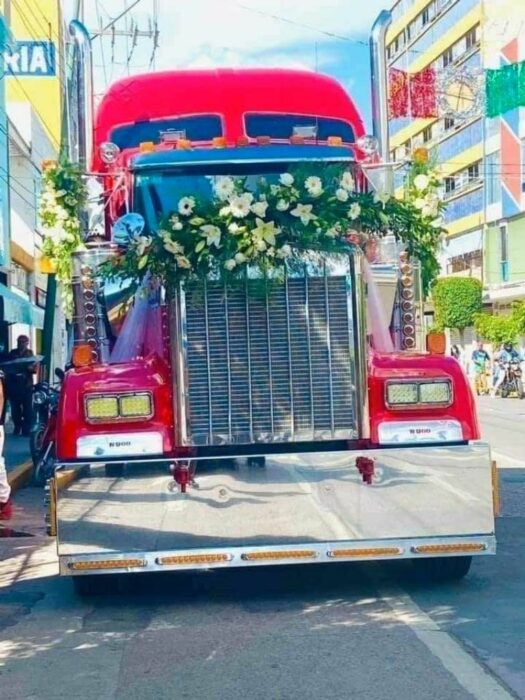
6, 335, 35, 437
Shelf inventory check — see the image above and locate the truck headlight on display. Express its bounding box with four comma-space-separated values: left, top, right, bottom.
119, 393, 152, 418
85, 396, 119, 420
385, 380, 452, 408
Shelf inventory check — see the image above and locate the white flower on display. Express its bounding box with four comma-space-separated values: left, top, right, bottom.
134, 234, 152, 256
290, 203, 316, 226
270, 185, 279, 195
213, 176, 235, 201
276, 199, 289, 211
277, 244, 292, 258
336, 188, 349, 202
414, 198, 425, 210
431, 217, 443, 228
340, 171, 355, 191
219, 206, 231, 218
373, 191, 390, 207
279, 173, 294, 187
251, 200, 269, 218
255, 239, 267, 252
305, 176, 323, 197
422, 203, 439, 218
228, 222, 242, 234
224, 259, 237, 271
252, 218, 281, 247
176, 255, 191, 269
414, 174, 429, 191
163, 238, 184, 255
348, 202, 361, 220
200, 224, 222, 248
229, 193, 253, 218
234, 252, 246, 264
178, 197, 195, 216
266, 247, 275, 257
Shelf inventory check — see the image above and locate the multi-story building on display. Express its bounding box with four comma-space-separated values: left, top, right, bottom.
387, 0, 525, 320
386, 0, 484, 281
0, 0, 66, 368
481, 1, 525, 314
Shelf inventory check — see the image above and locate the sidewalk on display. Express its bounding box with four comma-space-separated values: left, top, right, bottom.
5, 432, 31, 472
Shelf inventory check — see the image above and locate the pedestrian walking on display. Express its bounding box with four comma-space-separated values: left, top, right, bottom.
470, 341, 491, 395
5, 335, 36, 436
0, 370, 12, 520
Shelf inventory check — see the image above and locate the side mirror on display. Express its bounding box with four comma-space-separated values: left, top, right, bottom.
111, 213, 145, 248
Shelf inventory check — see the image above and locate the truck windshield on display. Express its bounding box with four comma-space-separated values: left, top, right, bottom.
134, 160, 353, 232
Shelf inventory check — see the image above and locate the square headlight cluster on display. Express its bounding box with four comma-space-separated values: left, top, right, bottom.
386, 381, 451, 408
85, 392, 153, 422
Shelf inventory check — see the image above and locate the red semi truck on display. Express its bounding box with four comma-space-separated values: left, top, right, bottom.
45, 22, 496, 593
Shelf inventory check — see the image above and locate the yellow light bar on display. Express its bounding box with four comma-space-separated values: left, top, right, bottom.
328, 547, 403, 558
85, 395, 119, 420
212, 136, 227, 148
327, 136, 343, 146
411, 543, 486, 554
119, 392, 152, 418
139, 141, 155, 153
176, 138, 192, 150
241, 550, 318, 561
290, 135, 304, 145
156, 553, 232, 566
69, 558, 147, 571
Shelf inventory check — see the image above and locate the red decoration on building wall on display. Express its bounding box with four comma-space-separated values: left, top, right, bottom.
410, 66, 438, 118
388, 66, 438, 119
388, 68, 409, 118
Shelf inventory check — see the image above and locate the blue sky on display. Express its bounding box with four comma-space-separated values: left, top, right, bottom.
67, 0, 389, 130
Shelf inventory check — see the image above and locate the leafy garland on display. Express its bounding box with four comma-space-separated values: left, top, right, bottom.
38, 160, 87, 317
105, 159, 445, 295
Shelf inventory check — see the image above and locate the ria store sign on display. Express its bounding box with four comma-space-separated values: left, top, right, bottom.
3, 41, 55, 77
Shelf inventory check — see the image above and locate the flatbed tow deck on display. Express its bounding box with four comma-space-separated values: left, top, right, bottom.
51, 443, 495, 591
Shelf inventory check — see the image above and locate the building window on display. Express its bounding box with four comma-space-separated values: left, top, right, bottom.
465, 26, 478, 51
500, 222, 509, 282
486, 151, 501, 205
442, 47, 453, 67
444, 177, 456, 194
11, 263, 30, 295
36, 288, 47, 308
422, 126, 433, 143
468, 162, 480, 182
444, 117, 455, 131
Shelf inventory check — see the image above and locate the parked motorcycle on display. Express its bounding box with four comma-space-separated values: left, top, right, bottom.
30, 368, 64, 486
498, 360, 524, 399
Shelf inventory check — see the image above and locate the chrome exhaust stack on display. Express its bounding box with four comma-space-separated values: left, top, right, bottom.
69, 20, 94, 169
369, 10, 392, 162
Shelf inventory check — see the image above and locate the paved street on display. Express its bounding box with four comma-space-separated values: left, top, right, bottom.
0, 397, 524, 700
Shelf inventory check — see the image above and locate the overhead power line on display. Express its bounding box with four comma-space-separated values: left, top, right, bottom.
90, 0, 144, 39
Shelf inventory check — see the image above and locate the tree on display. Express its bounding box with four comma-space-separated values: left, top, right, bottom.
432, 277, 483, 341
473, 312, 519, 346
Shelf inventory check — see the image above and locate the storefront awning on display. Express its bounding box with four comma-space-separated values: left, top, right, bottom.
0, 283, 45, 329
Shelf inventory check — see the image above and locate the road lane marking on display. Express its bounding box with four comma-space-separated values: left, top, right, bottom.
372, 575, 515, 700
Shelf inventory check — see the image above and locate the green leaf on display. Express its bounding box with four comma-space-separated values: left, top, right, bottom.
138, 255, 149, 270
195, 240, 206, 253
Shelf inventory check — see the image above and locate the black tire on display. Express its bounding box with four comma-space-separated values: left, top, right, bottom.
105, 463, 124, 477
411, 555, 472, 583
500, 386, 509, 398
247, 456, 266, 468
516, 379, 524, 399
72, 574, 118, 596
33, 446, 55, 487
30, 424, 46, 466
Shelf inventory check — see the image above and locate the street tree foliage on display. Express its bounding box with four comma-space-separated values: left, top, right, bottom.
432, 277, 483, 334
474, 300, 525, 345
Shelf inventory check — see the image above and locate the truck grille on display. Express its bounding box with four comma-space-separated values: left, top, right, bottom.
178, 260, 358, 445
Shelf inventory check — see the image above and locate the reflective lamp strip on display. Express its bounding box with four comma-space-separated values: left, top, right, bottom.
328, 547, 403, 558
156, 553, 232, 566
68, 558, 147, 570
241, 550, 318, 561
411, 543, 486, 555
385, 380, 452, 408
377, 419, 463, 445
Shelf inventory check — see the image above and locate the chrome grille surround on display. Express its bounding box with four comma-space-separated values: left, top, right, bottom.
171, 255, 361, 446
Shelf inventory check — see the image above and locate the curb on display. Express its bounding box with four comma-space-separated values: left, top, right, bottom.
7, 459, 33, 494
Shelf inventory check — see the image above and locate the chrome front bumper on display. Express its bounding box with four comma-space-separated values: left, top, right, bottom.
53, 442, 496, 575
